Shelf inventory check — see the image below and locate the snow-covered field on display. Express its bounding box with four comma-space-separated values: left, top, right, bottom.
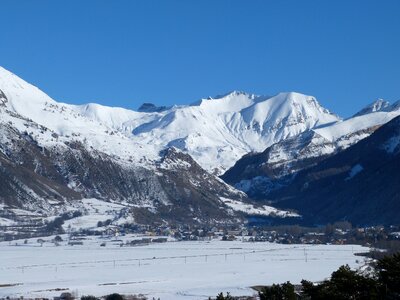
0, 238, 369, 300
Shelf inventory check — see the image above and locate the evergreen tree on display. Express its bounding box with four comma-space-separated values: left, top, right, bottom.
215, 292, 234, 300
301, 265, 380, 300
259, 281, 296, 300
376, 252, 400, 298
105, 294, 124, 300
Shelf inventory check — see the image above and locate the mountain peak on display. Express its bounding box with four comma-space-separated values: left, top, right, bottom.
137, 102, 168, 113
215, 90, 255, 99
189, 90, 261, 112
353, 98, 391, 117
265, 92, 338, 121
278, 92, 321, 106
194, 90, 257, 102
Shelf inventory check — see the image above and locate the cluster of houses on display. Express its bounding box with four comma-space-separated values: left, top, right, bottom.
2, 211, 400, 251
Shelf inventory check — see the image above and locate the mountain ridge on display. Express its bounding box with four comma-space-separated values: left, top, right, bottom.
0, 66, 340, 174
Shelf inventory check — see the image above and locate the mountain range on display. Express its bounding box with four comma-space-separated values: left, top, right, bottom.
0, 66, 399, 229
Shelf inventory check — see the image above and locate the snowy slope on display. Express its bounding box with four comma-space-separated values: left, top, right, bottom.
314, 111, 400, 144
262, 111, 399, 176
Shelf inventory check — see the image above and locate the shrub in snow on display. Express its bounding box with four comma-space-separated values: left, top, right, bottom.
81, 296, 98, 300
105, 294, 124, 300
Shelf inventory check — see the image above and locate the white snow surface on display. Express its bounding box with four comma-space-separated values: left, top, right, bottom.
0, 67, 340, 173
314, 111, 400, 143
62, 199, 133, 232
221, 197, 299, 218
0, 239, 369, 300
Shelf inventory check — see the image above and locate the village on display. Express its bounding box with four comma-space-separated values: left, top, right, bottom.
1, 209, 400, 252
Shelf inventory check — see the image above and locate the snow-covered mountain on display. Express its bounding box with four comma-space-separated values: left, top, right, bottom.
222, 99, 400, 198
127, 91, 340, 174
0, 67, 243, 226
0, 66, 340, 174
1, 65, 399, 227
0, 65, 391, 176
74, 90, 341, 174
0, 67, 160, 167
0, 66, 304, 227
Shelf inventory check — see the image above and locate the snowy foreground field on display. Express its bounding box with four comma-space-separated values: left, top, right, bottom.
0, 237, 369, 300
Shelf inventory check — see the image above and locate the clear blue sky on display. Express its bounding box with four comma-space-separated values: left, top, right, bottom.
1, 0, 399, 117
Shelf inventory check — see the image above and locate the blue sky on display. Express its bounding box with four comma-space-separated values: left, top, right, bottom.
1, 0, 399, 117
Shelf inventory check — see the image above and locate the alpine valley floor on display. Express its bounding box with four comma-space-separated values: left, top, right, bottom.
0, 237, 369, 300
